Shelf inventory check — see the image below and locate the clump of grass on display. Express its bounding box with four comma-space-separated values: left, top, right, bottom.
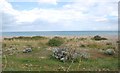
80, 44, 86, 48
87, 43, 99, 49
31, 36, 47, 40
106, 46, 115, 49
47, 37, 64, 47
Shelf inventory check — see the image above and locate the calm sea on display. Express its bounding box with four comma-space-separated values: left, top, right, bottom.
2, 31, 118, 37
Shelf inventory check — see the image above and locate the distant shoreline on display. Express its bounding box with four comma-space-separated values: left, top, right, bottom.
2, 35, 118, 41
1, 31, 118, 42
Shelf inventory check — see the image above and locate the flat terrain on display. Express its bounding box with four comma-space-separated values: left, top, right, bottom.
2, 35, 119, 71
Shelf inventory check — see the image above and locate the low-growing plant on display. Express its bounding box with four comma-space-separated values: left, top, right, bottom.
9, 36, 47, 40
47, 37, 64, 47
80, 44, 86, 48
51, 47, 90, 63
52, 47, 80, 62
4, 38, 13, 40
107, 46, 115, 49
87, 44, 98, 49
31, 36, 47, 40
92, 35, 107, 41
106, 42, 112, 45
116, 40, 120, 44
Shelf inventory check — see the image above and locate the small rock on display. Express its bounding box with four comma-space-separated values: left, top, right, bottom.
23, 48, 32, 53
104, 49, 115, 55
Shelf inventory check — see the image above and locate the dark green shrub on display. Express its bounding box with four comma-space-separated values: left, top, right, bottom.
47, 37, 64, 47
4, 38, 13, 40
31, 36, 47, 40
80, 44, 86, 47
101, 37, 107, 40
13, 36, 31, 40
92, 35, 107, 41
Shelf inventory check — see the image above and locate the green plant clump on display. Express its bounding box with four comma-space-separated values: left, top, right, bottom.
47, 37, 64, 47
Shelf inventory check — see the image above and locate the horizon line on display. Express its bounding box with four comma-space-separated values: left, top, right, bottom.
2, 30, 118, 32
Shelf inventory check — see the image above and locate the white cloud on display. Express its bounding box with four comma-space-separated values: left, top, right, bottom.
16, 10, 39, 23
1, 0, 118, 31
1, 0, 19, 15
13, 8, 86, 23
95, 17, 108, 22
38, 0, 57, 5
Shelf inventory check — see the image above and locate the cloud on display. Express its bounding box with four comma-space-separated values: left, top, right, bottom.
38, 0, 58, 5
95, 17, 108, 22
1, 0, 118, 31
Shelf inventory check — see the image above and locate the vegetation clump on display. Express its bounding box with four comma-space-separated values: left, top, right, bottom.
47, 37, 64, 47
80, 44, 86, 48
52, 47, 80, 62
92, 35, 107, 41
52, 47, 90, 62
4, 36, 47, 40
116, 40, 120, 44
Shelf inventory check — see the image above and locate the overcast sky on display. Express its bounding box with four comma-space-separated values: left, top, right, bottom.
1, 0, 118, 32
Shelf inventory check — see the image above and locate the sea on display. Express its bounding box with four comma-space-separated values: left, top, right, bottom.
2, 31, 118, 37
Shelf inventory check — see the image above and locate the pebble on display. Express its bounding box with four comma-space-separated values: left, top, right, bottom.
83, 68, 85, 69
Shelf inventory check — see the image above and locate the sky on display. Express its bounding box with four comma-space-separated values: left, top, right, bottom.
0, 0, 118, 32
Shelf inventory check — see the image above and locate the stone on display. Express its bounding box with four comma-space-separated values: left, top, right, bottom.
104, 49, 115, 55
23, 48, 32, 53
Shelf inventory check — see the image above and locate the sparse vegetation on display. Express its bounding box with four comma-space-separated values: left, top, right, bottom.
4, 36, 47, 41
2, 35, 118, 71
